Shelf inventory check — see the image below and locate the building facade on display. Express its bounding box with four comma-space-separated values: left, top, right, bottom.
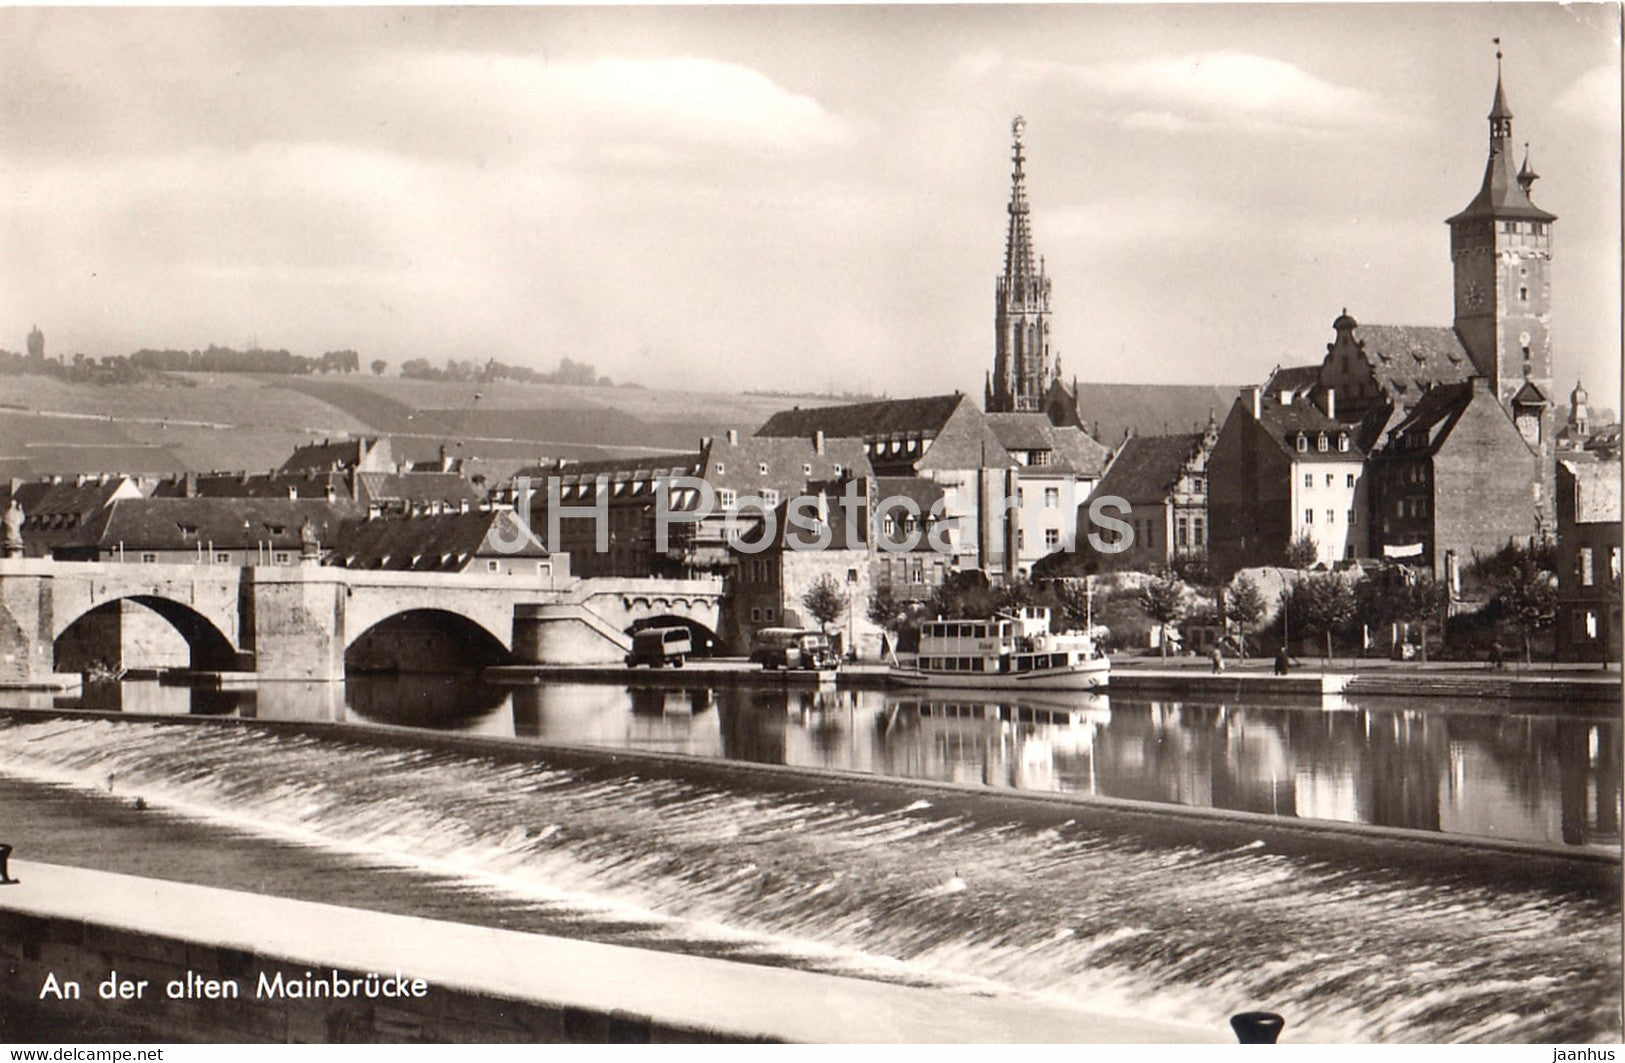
1554, 458, 1622, 664
1079, 417, 1219, 569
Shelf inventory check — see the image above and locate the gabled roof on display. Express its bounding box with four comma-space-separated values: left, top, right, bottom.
1254, 395, 1366, 463
984, 413, 1110, 477
331, 509, 545, 570
3, 477, 139, 521
984, 412, 1054, 452
1347, 324, 1473, 401
755, 394, 967, 440
1559, 458, 1622, 524
71, 498, 348, 552
1511, 379, 1549, 407
1265, 364, 1322, 397
278, 436, 386, 474
1045, 425, 1112, 478
1093, 433, 1204, 505
1381, 380, 1475, 456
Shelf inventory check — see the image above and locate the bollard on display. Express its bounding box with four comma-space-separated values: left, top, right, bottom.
0, 843, 16, 885
1230, 1011, 1285, 1044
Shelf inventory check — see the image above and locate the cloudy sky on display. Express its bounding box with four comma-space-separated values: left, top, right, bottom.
0, 4, 1618, 402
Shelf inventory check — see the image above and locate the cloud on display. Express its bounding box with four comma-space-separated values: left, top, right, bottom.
1555, 64, 1620, 126
361, 51, 850, 164
1013, 50, 1389, 136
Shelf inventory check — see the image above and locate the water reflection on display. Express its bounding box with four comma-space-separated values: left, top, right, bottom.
29, 676, 1622, 849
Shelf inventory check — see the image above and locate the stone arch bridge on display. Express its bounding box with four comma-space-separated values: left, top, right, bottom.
0, 559, 723, 685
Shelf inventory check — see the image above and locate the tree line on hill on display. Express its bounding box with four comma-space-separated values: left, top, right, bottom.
3, 336, 614, 389
396, 356, 613, 387
0, 342, 366, 383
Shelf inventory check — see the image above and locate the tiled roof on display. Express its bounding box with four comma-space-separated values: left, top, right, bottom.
873, 476, 946, 514
515, 452, 703, 482
1093, 434, 1203, 505
1265, 365, 1322, 397
278, 436, 385, 474
72, 498, 349, 552
3, 477, 138, 520
1045, 425, 1112, 478
984, 413, 1054, 451
1059, 382, 1234, 444
755, 394, 966, 440
1255, 396, 1366, 463
355, 471, 482, 507
1350, 325, 1473, 401
331, 509, 545, 570
1560, 458, 1622, 524
1381, 381, 1475, 454
984, 414, 1110, 478
703, 434, 872, 496
150, 471, 354, 502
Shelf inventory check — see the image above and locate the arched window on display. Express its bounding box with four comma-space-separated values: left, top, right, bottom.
1337, 434, 1349, 452
1296, 434, 1308, 453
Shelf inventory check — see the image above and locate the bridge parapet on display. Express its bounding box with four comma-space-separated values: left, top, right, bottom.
0, 560, 726, 682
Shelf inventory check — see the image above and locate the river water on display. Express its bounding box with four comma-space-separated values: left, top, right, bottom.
0, 676, 1618, 1042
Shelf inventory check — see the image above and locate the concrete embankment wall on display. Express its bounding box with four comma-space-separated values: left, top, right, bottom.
0, 862, 1219, 1044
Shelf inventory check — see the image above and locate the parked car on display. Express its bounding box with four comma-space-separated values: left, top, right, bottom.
749, 628, 837, 670
626, 626, 692, 668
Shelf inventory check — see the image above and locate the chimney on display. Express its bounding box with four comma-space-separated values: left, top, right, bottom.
813, 429, 825, 455
367, 502, 380, 521
726, 428, 739, 445
1244, 386, 1262, 420
184, 471, 197, 498
1324, 387, 1336, 420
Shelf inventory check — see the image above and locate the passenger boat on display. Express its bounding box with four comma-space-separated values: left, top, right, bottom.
891, 606, 1110, 691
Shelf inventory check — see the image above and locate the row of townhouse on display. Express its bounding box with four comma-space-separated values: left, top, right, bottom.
3, 435, 559, 580
515, 392, 1112, 654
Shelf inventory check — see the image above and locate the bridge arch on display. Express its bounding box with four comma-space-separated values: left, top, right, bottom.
345, 608, 513, 675
53, 595, 241, 673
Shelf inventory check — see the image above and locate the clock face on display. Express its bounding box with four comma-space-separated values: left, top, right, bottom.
1464, 281, 1485, 309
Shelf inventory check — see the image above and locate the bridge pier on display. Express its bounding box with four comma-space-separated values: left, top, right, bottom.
248, 568, 345, 683
0, 562, 55, 687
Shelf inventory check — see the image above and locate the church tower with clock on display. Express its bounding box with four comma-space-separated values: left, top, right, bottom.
1447, 53, 1556, 443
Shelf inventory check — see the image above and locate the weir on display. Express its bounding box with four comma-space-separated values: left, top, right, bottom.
0, 707, 1616, 1042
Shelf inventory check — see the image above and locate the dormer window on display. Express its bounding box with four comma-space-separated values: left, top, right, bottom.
1337, 434, 1349, 453
1317, 434, 1328, 452
1296, 434, 1308, 453
758, 462, 769, 475
714, 463, 725, 475
802, 463, 812, 476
